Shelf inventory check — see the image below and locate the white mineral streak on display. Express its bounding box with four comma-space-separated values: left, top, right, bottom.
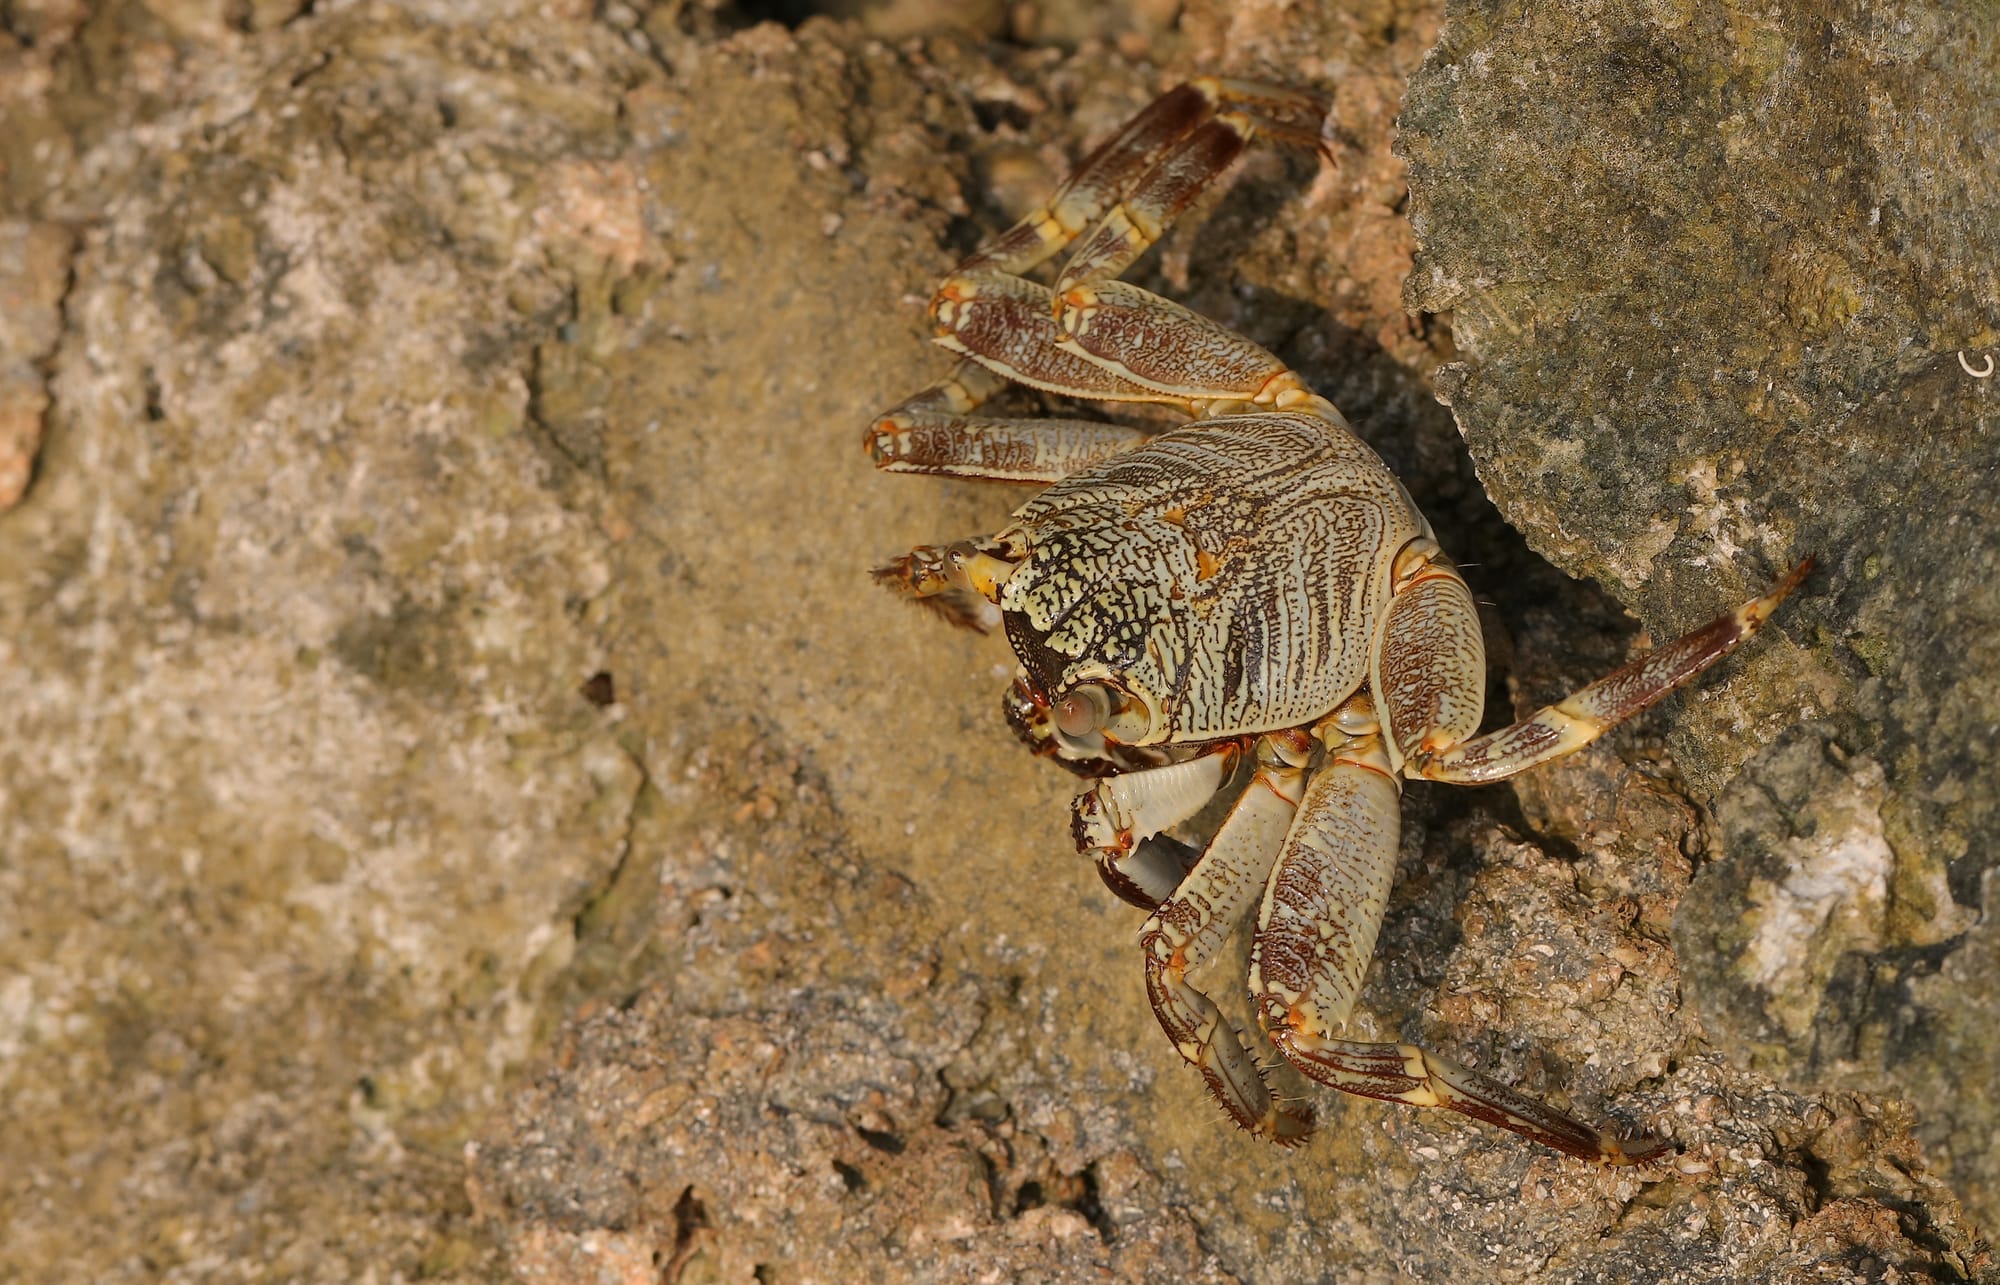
1742, 760, 1892, 1038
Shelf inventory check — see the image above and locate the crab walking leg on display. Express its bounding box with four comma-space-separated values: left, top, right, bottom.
1249, 695, 1400, 1037
955, 79, 1329, 279
1409, 558, 1814, 784
1272, 1037, 1671, 1164
1051, 112, 1255, 297
1054, 278, 1318, 406
931, 272, 1198, 409
1050, 82, 1328, 297
1072, 745, 1243, 909
1373, 537, 1487, 769
1141, 730, 1316, 1146
1254, 696, 1671, 1164
865, 358, 1151, 484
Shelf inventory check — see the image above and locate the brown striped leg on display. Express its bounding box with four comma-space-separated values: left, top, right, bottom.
1142, 729, 1316, 1146
1050, 111, 1254, 296
1267, 1037, 1672, 1165
924, 79, 1330, 414
933, 269, 1326, 414
1409, 558, 1814, 785
1052, 278, 1316, 406
865, 359, 1151, 483
878, 81, 1332, 471
956, 79, 1329, 279
1254, 694, 1669, 1164
931, 272, 1196, 407
1071, 744, 1244, 909
1373, 537, 1487, 768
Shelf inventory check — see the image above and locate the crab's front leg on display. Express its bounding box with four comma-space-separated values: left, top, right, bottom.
1136, 729, 1316, 1146
1251, 692, 1670, 1164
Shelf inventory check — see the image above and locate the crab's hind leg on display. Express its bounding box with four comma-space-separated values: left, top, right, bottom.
1140, 730, 1316, 1146
874, 80, 1335, 478
1253, 692, 1670, 1165
933, 79, 1331, 415
957, 79, 1328, 280
1399, 556, 1813, 785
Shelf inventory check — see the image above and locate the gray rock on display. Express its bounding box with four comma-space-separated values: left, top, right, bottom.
2, 0, 1993, 1278
1401, 0, 2000, 1232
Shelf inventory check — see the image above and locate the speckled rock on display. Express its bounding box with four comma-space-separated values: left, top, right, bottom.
1, 9, 659, 1277
0, 221, 72, 507
1401, 0, 2000, 1233
2, 0, 1994, 1280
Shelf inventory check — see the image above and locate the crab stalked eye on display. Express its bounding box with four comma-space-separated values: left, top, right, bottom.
1054, 683, 1113, 738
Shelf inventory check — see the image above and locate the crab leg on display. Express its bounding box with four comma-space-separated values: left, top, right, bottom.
1053, 279, 1315, 406
1141, 730, 1316, 1146
872, 80, 1332, 470
1406, 558, 1813, 784
930, 272, 1198, 407
1269, 1037, 1670, 1164
1050, 111, 1255, 296
1253, 693, 1670, 1164
1372, 537, 1487, 771
865, 359, 1151, 484
956, 79, 1328, 280
921, 79, 1329, 413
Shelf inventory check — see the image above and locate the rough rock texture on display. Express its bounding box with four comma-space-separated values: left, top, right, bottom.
0, 219, 72, 507
1400, 0, 2000, 1234
0, 0, 1992, 1280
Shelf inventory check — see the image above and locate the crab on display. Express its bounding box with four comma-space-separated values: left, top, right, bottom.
865, 79, 1808, 1163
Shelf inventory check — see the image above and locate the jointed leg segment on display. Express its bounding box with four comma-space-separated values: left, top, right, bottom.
1140, 730, 1317, 1146
865, 358, 1151, 484
955, 78, 1330, 281
867, 78, 1336, 502
1403, 558, 1815, 784
1265, 1037, 1672, 1164
1252, 692, 1671, 1165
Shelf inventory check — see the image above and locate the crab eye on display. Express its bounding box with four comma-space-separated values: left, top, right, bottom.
1054, 683, 1112, 738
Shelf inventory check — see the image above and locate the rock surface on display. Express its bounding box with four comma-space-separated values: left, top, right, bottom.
0, 0, 1992, 1280
1401, 0, 2000, 1233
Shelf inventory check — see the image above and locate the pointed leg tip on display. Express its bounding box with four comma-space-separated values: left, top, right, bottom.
1242, 1103, 1316, 1149
1600, 1128, 1676, 1167
1776, 554, 1816, 596
1740, 554, 1815, 628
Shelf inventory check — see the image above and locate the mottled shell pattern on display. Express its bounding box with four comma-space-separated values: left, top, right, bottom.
998, 409, 1424, 745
